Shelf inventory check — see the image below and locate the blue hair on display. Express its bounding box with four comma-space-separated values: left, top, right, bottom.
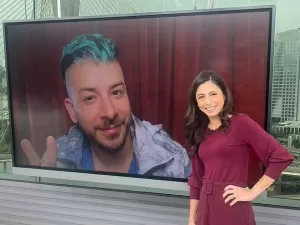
60, 33, 119, 81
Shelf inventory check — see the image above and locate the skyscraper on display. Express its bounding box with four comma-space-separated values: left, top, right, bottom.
272, 28, 300, 122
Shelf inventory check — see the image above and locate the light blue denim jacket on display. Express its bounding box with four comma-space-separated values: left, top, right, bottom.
53, 115, 191, 179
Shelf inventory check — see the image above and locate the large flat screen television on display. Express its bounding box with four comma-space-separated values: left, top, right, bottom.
3, 5, 275, 195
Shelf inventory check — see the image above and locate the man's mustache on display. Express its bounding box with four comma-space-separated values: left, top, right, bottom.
95, 117, 124, 130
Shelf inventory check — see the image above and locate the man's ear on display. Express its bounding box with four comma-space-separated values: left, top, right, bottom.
64, 98, 78, 123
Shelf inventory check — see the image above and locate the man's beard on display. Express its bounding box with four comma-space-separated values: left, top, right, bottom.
78, 116, 132, 154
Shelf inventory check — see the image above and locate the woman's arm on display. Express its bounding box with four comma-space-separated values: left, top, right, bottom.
188, 152, 205, 222
189, 199, 199, 224
250, 175, 275, 198
240, 114, 294, 180
223, 114, 294, 206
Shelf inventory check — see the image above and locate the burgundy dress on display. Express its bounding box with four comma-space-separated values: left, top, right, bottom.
188, 114, 294, 225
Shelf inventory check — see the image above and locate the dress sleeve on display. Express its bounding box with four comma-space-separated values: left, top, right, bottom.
188, 152, 205, 200
239, 115, 294, 180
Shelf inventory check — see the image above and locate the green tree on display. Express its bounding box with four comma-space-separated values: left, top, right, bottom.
292, 139, 300, 149
0, 65, 11, 155
0, 65, 5, 94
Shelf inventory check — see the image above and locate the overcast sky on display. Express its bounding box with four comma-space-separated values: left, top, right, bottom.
275, 0, 300, 33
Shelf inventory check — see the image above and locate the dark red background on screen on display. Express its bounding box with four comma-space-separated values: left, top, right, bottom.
6, 10, 271, 185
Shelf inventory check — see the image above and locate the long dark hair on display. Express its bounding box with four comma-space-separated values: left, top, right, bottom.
184, 70, 233, 155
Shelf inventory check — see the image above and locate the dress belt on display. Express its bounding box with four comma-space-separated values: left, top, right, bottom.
201, 179, 247, 195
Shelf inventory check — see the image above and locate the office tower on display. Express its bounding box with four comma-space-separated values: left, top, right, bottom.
272, 28, 300, 122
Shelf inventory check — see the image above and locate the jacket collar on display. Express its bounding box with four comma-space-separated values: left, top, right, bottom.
130, 115, 174, 174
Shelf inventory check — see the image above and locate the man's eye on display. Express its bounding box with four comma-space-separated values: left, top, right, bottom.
112, 90, 124, 96
85, 96, 95, 101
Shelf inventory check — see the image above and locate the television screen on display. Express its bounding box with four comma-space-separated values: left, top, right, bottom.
3, 6, 274, 194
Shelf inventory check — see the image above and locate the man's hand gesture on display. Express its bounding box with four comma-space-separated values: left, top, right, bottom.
20, 136, 57, 167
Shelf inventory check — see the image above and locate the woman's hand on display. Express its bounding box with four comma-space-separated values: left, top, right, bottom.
188, 220, 196, 225
223, 185, 256, 206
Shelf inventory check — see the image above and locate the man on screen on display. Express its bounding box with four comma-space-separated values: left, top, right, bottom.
20, 33, 191, 179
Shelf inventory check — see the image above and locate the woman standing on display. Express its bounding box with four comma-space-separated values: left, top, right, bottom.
184, 70, 294, 225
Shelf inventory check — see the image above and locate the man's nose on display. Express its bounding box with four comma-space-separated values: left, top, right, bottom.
100, 98, 117, 119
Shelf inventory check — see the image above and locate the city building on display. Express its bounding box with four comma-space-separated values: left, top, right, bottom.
272, 29, 300, 122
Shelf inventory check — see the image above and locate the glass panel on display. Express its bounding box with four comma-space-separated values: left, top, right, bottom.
0, 0, 33, 173
0, 0, 42, 182
78, 0, 162, 16
59, 0, 195, 17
